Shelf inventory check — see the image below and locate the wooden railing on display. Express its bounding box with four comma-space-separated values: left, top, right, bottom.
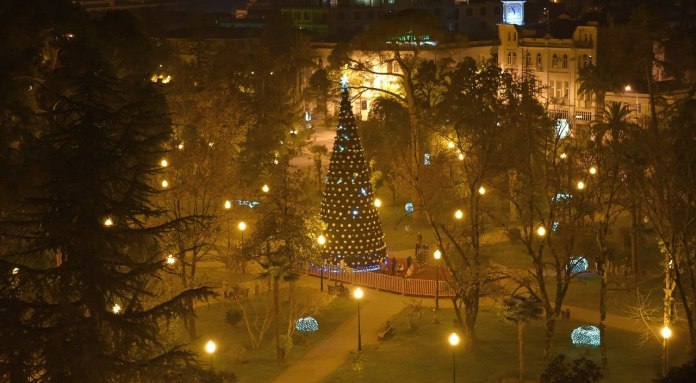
307, 266, 455, 298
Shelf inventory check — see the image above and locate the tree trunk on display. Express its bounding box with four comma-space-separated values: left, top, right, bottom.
598, 258, 608, 371
518, 323, 526, 383
543, 313, 556, 360
273, 275, 282, 362
630, 204, 640, 290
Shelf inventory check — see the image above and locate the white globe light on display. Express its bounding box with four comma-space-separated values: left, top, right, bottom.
205, 340, 217, 354
224, 200, 232, 209
536, 226, 546, 237
354, 287, 364, 299
661, 326, 672, 339
238, 221, 247, 231
374, 198, 382, 208
160, 159, 168, 167
317, 235, 327, 245
454, 209, 463, 220
112, 304, 122, 314
449, 332, 460, 346
433, 250, 442, 260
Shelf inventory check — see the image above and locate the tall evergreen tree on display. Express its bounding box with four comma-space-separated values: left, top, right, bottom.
319, 78, 386, 271
0, 2, 213, 381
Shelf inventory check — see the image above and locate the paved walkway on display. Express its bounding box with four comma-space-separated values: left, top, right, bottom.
271, 277, 417, 383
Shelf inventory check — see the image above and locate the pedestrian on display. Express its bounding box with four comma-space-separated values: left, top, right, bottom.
406, 255, 412, 271
390, 255, 397, 275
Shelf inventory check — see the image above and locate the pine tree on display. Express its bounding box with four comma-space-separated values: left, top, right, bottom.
319, 77, 386, 271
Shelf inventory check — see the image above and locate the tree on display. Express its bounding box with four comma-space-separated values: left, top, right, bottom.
503, 294, 543, 383
0, 2, 213, 381
319, 81, 387, 270
655, 358, 696, 383
577, 63, 624, 122
539, 355, 602, 383
245, 159, 322, 362
309, 144, 328, 192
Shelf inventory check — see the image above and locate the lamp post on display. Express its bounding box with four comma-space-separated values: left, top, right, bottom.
238, 221, 247, 247
433, 250, 442, 310
205, 340, 217, 370
317, 235, 327, 291
661, 325, 672, 376
449, 332, 460, 383
354, 287, 364, 352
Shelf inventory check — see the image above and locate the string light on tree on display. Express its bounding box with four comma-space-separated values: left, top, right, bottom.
319, 76, 387, 272
104, 217, 114, 227
166, 254, 176, 265
112, 304, 122, 314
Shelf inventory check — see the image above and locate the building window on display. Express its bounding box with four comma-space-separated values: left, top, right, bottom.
361, 100, 368, 110
562, 54, 568, 69
552, 54, 559, 68
480, 7, 487, 16
466, 8, 473, 17
526, 52, 531, 66
507, 52, 517, 66
507, 31, 511, 41
536, 53, 543, 71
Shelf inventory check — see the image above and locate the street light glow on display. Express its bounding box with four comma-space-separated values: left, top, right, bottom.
160, 158, 168, 167
374, 198, 382, 208
112, 304, 122, 314
104, 217, 114, 227
454, 209, 463, 220
205, 340, 217, 354
262, 184, 270, 193
317, 235, 326, 246
448, 141, 455, 149
458, 153, 464, 161
589, 166, 597, 175
166, 254, 176, 265
577, 181, 586, 190
625, 85, 632, 92
434, 250, 442, 260
238, 221, 247, 231
478, 186, 486, 195
449, 332, 460, 346
536, 226, 547, 237
224, 200, 232, 209
161, 180, 169, 188
560, 152, 567, 159
354, 287, 364, 299
661, 326, 672, 339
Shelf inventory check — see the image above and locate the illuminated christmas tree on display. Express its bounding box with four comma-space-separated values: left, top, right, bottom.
319, 76, 386, 271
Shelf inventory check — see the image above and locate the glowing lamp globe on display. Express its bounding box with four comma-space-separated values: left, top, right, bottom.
238, 221, 247, 231
224, 200, 232, 210
354, 287, 364, 300
454, 209, 463, 220
536, 226, 546, 237
317, 235, 327, 246
449, 332, 460, 346
661, 326, 672, 339
205, 340, 217, 354
433, 250, 442, 260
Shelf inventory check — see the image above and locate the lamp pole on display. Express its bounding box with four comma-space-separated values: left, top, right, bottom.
434, 250, 442, 310
449, 333, 460, 383
354, 288, 364, 352
318, 235, 327, 291
661, 326, 672, 377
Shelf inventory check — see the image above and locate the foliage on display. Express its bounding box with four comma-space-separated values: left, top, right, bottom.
407, 299, 424, 330
225, 308, 243, 327
654, 358, 696, 383
539, 355, 603, 383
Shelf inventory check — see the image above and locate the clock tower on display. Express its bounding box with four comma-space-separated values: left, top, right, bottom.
502, 1, 525, 26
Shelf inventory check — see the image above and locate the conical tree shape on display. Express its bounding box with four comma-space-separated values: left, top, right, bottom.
319, 80, 386, 271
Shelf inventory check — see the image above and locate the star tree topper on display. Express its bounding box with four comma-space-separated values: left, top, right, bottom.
340, 74, 349, 90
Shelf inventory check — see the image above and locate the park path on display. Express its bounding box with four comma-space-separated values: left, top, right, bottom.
270, 278, 408, 383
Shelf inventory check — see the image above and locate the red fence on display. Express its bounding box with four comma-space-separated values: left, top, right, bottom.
307, 266, 455, 298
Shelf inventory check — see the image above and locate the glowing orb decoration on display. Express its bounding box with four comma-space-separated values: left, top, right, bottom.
571, 325, 600, 347
405, 202, 414, 213
569, 257, 589, 273
295, 316, 319, 333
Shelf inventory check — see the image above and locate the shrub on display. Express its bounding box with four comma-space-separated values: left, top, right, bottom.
225, 308, 243, 326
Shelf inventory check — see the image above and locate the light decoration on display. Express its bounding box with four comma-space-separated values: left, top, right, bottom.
458, 153, 465, 161
262, 184, 270, 193
104, 217, 114, 227
424, 152, 431, 165
553, 193, 571, 201
224, 200, 232, 209
112, 304, 122, 314
317, 235, 327, 246
318, 78, 387, 271
571, 325, 600, 347
552, 221, 560, 231
454, 209, 464, 220
295, 316, 319, 333
478, 186, 486, 195
160, 159, 168, 168
161, 180, 169, 189
166, 254, 176, 265
589, 166, 597, 175
577, 181, 585, 190
236, 200, 260, 208
12, 267, 19, 275
405, 202, 414, 213
569, 257, 589, 273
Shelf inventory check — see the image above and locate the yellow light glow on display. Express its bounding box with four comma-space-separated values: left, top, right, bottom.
589, 166, 597, 175
166, 254, 176, 265
177, 143, 184, 150
625, 85, 632, 92
238, 221, 247, 231
205, 340, 217, 354
12, 267, 19, 275
478, 186, 486, 195
434, 250, 442, 260
354, 287, 364, 299
449, 332, 460, 346
536, 226, 546, 237
224, 200, 232, 210
112, 304, 122, 314
577, 181, 585, 190
458, 153, 464, 161
262, 184, 270, 193
560, 152, 567, 159
661, 326, 672, 339
160, 159, 168, 168
454, 209, 463, 220
448, 141, 455, 149
161, 180, 169, 188
374, 198, 382, 208
317, 235, 326, 245
104, 217, 114, 227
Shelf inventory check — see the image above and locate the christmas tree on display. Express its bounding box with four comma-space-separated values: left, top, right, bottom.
319, 76, 386, 271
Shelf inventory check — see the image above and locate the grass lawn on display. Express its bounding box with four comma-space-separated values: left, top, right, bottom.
169, 287, 354, 382
323, 306, 688, 383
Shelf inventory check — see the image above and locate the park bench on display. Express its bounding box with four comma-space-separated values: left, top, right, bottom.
327, 283, 349, 296
377, 321, 395, 341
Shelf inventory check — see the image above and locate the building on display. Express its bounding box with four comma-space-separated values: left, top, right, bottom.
78, 0, 189, 12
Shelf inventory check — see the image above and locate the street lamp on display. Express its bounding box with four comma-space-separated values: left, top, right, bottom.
589, 166, 597, 175
536, 226, 546, 237
262, 184, 270, 193
103, 217, 114, 227
238, 221, 247, 247
161, 179, 169, 189
354, 287, 364, 352
317, 235, 327, 291
478, 186, 486, 195
374, 198, 382, 208
449, 332, 460, 383
433, 250, 442, 311
454, 209, 463, 220
205, 340, 217, 370
160, 158, 168, 168
661, 325, 672, 376
576, 181, 585, 190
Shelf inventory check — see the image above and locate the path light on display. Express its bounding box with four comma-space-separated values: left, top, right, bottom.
374, 198, 382, 208
449, 333, 460, 383
577, 181, 585, 190
104, 217, 114, 227
434, 250, 442, 311
205, 340, 217, 370
661, 326, 672, 377
354, 288, 364, 352
161, 180, 169, 189
238, 221, 247, 231
589, 166, 597, 175
454, 209, 463, 220
224, 200, 232, 210
160, 158, 168, 168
